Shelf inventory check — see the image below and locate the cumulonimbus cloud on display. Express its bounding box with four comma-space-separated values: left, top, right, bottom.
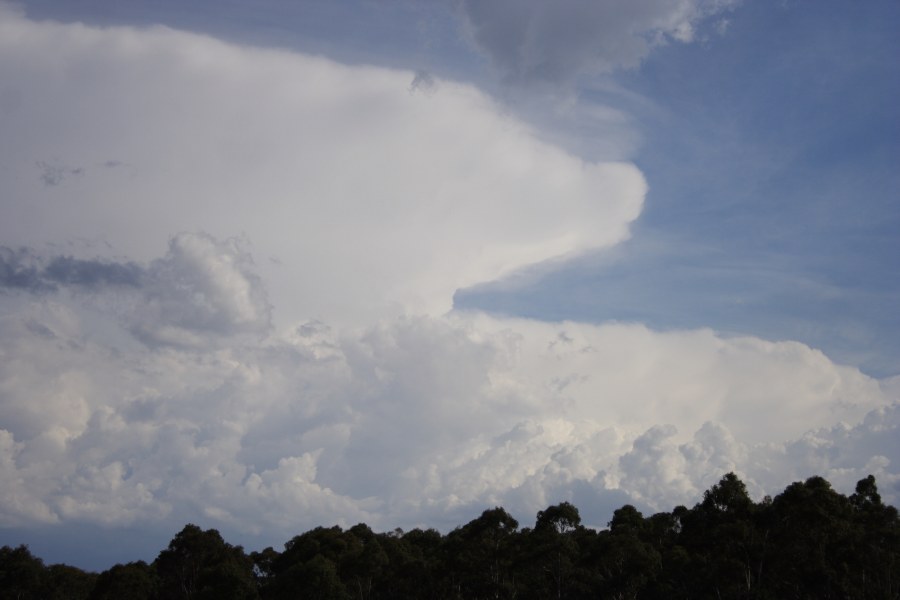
0, 3, 895, 557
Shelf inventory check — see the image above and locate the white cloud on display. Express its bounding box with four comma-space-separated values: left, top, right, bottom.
131, 232, 272, 346
0, 270, 895, 534
456, 0, 741, 84
0, 429, 59, 525
0, 6, 644, 327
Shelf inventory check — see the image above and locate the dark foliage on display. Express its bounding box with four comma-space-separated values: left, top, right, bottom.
2, 474, 898, 599
0, 543, 97, 600
154, 524, 258, 600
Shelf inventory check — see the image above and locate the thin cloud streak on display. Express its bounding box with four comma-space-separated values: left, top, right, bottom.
0, 247, 143, 293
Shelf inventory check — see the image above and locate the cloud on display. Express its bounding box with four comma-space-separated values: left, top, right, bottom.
409, 70, 438, 95
0, 247, 48, 292
0, 251, 895, 538
0, 233, 270, 346
0, 247, 143, 293
36, 160, 84, 187
0, 429, 60, 525
130, 233, 272, 346
43, 255, 141, 287
455, 0, 741, 84
0, 6, 645, 327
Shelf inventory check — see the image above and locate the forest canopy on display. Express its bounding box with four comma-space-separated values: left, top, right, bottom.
2, 473, 898, 599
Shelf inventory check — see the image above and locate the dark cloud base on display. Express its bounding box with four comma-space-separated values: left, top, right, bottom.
0, 246, 142, 293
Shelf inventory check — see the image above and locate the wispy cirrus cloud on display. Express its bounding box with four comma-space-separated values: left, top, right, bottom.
456, 0, 741, 85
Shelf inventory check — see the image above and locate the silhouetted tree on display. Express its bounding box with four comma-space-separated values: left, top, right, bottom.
848, 475, 900, 598
0, 544, 45, 600
3, 473, 899, 600
594, 505, 660, 599
522, 502, 584, 599
446, 507, 519, 599
44, 563, 96, 600
154, 524, 257, 600
90, 561, 158, 600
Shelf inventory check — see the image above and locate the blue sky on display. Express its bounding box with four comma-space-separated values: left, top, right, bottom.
1, 0, 898, 570
458, 0, 900, 376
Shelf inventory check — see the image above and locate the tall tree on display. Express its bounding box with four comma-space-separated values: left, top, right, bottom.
766, 476, 857, 599
154, 524, 258, 600
594, 505, 660, 600
523, 502, 584, 600
343, 524, 388, 600
90, 561, 158, 600
848, 475, 900, 598
446, 507, 520, 599
266, 526, 350, 600
44, 564, 96, 600
0, 545, 45, 600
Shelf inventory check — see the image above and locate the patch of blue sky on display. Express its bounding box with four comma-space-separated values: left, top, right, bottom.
457, 0, 900, 377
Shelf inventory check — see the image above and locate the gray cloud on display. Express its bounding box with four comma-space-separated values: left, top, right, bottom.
43, 255, 143, 287
0, 247, 49, 292
0, 246, 142, 293
457, 0, 740, 84
36, 160, 84, 187
409, 69, 437, 95
129, 232, 272, 346
0, 233, 271, 345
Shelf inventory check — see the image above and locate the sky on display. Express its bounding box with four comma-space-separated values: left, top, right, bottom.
0, 0, 898, 570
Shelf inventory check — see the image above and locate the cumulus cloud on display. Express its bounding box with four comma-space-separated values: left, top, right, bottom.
456, 0, 741, 84
0, 233, 270, 345
0, 6, 644, 326
131, 233, 272, 346
0, 252, 895, 536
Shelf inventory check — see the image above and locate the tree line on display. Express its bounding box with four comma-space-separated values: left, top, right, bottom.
1, 473, 898, 599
